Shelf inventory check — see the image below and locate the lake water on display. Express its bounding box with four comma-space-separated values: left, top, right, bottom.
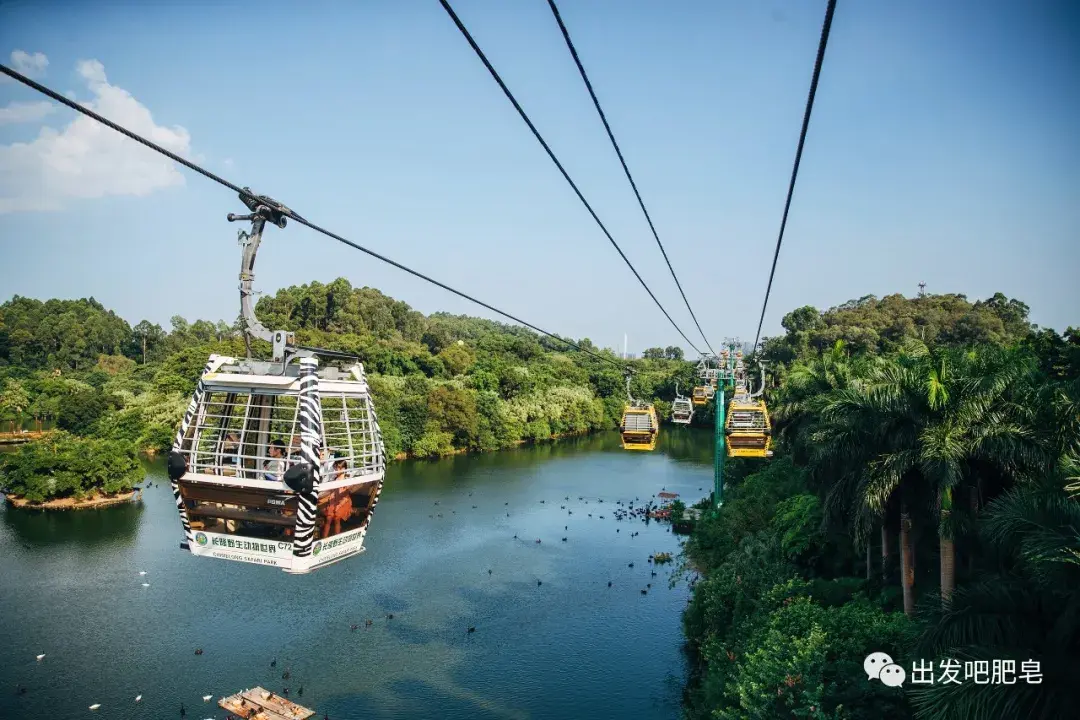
0, 429, 714, 720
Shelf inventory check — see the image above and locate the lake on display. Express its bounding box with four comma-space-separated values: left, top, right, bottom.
0, 429, 715, 720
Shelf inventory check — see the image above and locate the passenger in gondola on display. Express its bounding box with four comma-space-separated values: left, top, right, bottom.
221, 432, 241, 475
287, 434, 302, 463
319, 459, 352, 538
264, 440, 287, 482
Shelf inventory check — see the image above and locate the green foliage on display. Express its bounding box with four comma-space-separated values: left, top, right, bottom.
773, 494, 825, 560
763, 292, 1035, 365
0, 377, 31, 427
0, 431, 143, 502
56, 390, 112, 435
0, 296, 132, 370
679, 291, 1079, 720
438, 342, 476, 376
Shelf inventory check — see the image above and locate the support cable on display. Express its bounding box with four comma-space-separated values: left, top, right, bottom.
545, 0, 717, 358
438, 0, 703, 356
0, 63, 630, 372
751, 0, 837, 352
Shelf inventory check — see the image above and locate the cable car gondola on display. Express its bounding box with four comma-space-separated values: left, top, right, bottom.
167, 190, 386, 574
671, 383, 694, 425
724, 361, 773, 458
693, 354, 719, 405
620, 376, 659, 451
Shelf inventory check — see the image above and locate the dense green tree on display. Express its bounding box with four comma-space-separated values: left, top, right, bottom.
55, 390, 112, 436
0, 431, 143, 502
0, 378, 30, 432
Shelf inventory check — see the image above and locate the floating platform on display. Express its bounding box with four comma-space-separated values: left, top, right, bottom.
219, 687, 315, 720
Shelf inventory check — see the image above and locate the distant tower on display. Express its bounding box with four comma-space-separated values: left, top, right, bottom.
918, 282, 926, 298
623, 333, 628, 360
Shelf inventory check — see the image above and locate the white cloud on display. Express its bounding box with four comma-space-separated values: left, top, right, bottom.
0, 100, 55, 125
0, 58, 192, 214
10, 50, 49, 77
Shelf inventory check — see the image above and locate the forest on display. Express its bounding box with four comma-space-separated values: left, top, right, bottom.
2, 285, 1077, 718
0, 280, 689, 500
681, 293, 1079, 719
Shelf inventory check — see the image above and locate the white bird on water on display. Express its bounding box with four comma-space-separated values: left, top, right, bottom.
89, 703, 101, 710
135, 694, 142, 702
142, 583, 150, 587
138, 571, 147, 576
202, 694, 212, 702
36, 653, 45, 661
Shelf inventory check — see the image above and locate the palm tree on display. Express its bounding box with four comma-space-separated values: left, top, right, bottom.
910, 454, 1080, 719
802, 343, 1040, 614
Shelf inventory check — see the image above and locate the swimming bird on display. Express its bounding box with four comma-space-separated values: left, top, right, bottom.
194, 648, 203, 655
89, 703, 101, 710
537, 580, 542, 586
135, 695, 142, 702
202, 694, 212, 702
488, 569, 493, 575
142, 583, 150, 587
641, 589, 648, 595
628, 562, 634, 568
608, 581, 612, 587
271, 659, 277, 668
138, 571, 147, 576
36, 653, 45, 661
467, 626, 476, 633
561, 537, 567, 542
387, 613, 394, 620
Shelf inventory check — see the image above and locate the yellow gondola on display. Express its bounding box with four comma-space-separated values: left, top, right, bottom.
723, 360, 773, 458
691, 386, 709, 406
724, 397, 773, 458
621, 375, 658, 451
621, 405, 659, 450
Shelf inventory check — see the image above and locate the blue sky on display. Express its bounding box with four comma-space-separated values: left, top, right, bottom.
1, 0, 1077, 355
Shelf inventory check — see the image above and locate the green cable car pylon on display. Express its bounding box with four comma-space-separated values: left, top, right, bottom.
712, 339, 739, 508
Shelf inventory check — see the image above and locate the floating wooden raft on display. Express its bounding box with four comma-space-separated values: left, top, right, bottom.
218, 686, 315, 720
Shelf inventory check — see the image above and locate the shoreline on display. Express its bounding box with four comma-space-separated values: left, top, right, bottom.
4, 489, 140, 511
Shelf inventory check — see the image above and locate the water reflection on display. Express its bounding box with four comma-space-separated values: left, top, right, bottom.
0, 499, 142, 548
